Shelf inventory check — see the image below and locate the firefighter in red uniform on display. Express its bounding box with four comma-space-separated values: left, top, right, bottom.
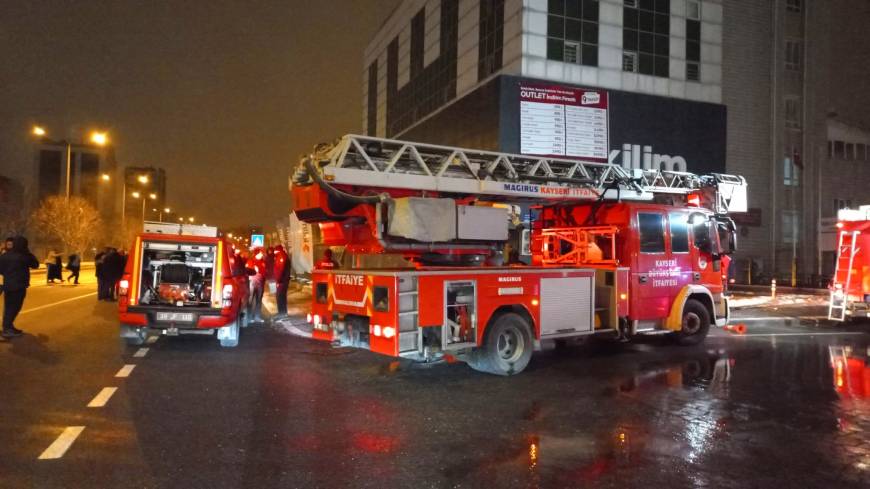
273, 245, 292, 317
315, 249, 338, 270
246, 248, 266, 322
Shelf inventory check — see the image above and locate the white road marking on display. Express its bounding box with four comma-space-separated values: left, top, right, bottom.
115, 364, 136, 378
20, 293, 98, 315
734, 317, 799, 322
87, 387, 118, 408
133, 348, 149, 358
146, 336, 158, 344
727, 332, 866, 338
38, 426, 85, 460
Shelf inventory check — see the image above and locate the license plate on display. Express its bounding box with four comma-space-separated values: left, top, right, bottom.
156, 312, 194, 323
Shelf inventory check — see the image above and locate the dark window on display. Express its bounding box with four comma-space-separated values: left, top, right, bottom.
623, 0, 669, 76
373, 286, 389, 312
79, 152, 99, 207
638, 212, 666, 253
385, 0, 458, 136
478, 0, 505, 80
686, 18, 700, 80
38, 149, 63, 200
786, 0, 801, 13
316, 283, 328, 304
547, 0, 599, 67
670, 213, 689, 253
785, 40, 801, 71
411, 8, 425, 78
367, 62, 377, 135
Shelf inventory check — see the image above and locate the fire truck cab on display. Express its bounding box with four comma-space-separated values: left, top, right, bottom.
294, 135, 745, 375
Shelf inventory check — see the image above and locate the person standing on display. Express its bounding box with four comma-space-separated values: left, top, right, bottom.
104, 248, 124, 301
45, 250, 64, 284
315, 248, 338, 270
246, 248, 266, 322
0, 237, 40, 338
66, 253, 81, 285
273, 245, 291, 317
95, 247, 108, 300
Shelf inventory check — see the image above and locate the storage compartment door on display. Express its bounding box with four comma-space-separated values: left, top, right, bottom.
540, 277, 593, 337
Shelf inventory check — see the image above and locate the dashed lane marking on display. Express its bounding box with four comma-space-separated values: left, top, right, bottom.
115, 365, 136, 378
87, 387, 118, 408
38, 426, 85, 460
133, 348, 149, 358
146, 336, 158, 344
20, 293, 98, 315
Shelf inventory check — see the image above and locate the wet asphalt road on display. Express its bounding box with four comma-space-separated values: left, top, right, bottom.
1, 286, 869, 488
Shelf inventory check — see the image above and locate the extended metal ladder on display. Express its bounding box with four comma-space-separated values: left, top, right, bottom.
293, 135, 747, 213
828, 230, 860, 321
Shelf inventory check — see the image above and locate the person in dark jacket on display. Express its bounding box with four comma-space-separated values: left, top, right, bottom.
0, 236, 40, 338
273, 245, 292, 317
66, 253, 81, 285
2, 238, 13, 254
95, 248, 108, 300
103, 248, 124, 301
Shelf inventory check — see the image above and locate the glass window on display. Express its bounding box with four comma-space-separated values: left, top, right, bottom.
478, 0, 505, 80
316, 283, 328, 304
784, 97, 800, 128
373, 286, 389, 312
638, 212, 666, 253
623, 0, 668, 77
670, 213, 690, 253
785, 40, 801, 71
547, 0, 600, 66
781, 210, 799, 244
783, 156, 799, 186
786, 0, 801, 13
687, 0, 701, 20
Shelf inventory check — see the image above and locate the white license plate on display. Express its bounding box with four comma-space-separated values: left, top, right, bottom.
156, 312, 194, 323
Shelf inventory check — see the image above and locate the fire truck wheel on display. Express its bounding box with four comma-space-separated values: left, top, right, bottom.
121, 325, 147, 346
218, 319, 240, 348
674, 299, 711, 346
469, 313, 533, 376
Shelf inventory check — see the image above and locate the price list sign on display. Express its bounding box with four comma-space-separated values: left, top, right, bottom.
519, 84, 609, 161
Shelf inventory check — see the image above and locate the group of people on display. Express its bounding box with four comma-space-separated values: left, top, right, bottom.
231, 245, 293, 321
95, 248, 128, 301
0, 236, 40, 339
44, 251, 81, 285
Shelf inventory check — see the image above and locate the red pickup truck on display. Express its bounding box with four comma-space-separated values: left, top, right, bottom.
118, 224, 250, 347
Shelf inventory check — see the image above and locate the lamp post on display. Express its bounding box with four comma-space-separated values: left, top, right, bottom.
122, 174, 151, 230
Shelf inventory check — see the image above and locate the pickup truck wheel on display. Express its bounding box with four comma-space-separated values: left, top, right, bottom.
468, 313, 533, 376
121, 325, 147, 346
674, 299, 710, 346
218, 319, 240, 348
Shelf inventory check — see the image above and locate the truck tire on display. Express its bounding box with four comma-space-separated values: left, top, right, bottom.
121, 325, 147, 346
468, 313, 533, 376
674, 299, 710, 346
218, 319, 240, 348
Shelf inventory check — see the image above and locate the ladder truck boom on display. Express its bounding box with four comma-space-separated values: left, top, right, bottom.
291, 135, 746, 257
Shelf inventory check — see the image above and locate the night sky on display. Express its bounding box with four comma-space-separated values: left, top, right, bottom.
0, 0, 400, 228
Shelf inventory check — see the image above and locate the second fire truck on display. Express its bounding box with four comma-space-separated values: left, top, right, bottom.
291, 135, 746, 375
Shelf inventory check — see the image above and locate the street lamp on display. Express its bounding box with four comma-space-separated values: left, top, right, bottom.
188, 217, 195, 223
130, 191, 157, 223
137, 175, 149, 184
32, 126, 46, 137
122, 173, 153, 230
100, 173, 111, 182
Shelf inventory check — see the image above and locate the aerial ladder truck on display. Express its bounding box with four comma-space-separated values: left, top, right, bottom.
290, 135, 747, 375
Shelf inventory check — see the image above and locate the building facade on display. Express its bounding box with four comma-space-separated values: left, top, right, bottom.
33, 142, 118, 222
362, 0, 870, 284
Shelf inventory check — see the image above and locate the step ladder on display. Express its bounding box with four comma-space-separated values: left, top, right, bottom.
397, 276, 419, 355
828, 230, 860, 321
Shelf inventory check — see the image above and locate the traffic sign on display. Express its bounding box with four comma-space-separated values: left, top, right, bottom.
250, 234, 264, 248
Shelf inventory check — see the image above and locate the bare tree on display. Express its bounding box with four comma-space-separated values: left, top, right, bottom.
31, 196, 104, 255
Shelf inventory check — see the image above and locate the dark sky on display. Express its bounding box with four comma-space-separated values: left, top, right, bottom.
0, 0, 400, 228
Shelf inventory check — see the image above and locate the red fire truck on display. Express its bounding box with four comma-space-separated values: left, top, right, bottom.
828, 206, 870, 321
291, 135, 746, 375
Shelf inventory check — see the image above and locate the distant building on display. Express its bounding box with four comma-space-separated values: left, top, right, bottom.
0, 175, 26, 235
122, 166, 168, 224
363, 0, 870, 284
33, 141, 117, 221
